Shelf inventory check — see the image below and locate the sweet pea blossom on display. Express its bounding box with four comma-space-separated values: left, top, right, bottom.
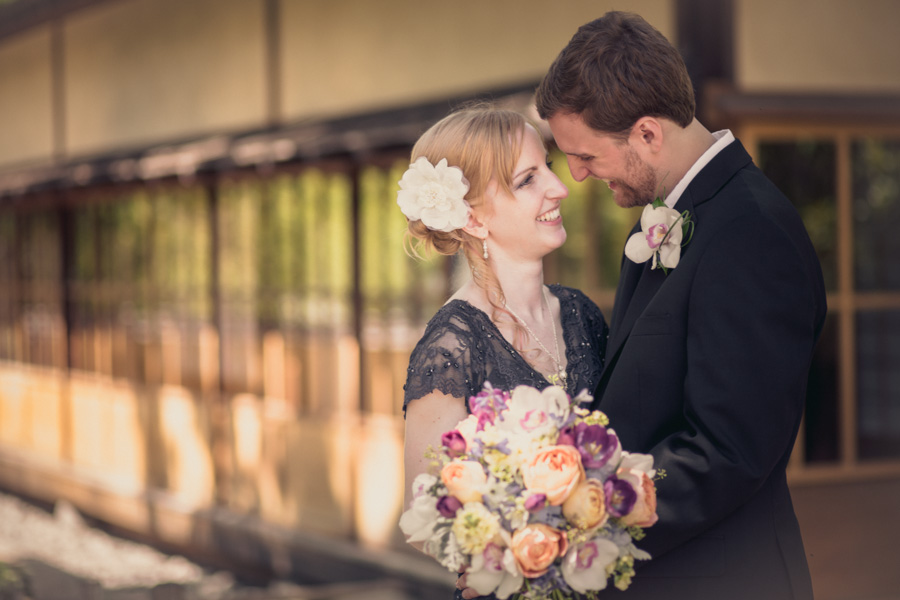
624, 203, 687, 270
561, 537, 620, 593
467, 542, 524, 599
397, 157, 470, 232
499, 385, 570, 438
524, 493, 548, 513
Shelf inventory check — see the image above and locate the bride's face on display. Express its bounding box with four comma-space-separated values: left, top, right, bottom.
481, 126, 569, 262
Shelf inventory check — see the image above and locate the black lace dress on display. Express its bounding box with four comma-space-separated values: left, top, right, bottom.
403, 285, 608, 600
403, 284, 608, 416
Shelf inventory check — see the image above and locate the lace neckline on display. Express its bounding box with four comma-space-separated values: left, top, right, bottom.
443, 284, 572, 387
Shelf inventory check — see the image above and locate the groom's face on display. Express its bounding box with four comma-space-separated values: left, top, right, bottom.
547, 112, 657, 208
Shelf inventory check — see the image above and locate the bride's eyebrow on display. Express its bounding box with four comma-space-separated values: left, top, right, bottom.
513, 165, 537, 180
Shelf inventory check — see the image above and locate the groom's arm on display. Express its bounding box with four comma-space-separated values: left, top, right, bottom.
639, 209, 822, 559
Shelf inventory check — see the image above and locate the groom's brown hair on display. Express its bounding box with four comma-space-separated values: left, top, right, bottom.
535, 11, 695, 137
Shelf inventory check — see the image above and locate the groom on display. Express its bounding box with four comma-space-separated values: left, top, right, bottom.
534, 11, 825, 600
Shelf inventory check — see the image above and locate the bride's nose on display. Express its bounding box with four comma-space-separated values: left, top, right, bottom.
548, 172, 569, 200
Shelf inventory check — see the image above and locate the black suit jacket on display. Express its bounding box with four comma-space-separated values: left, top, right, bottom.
593, 139, 825, 599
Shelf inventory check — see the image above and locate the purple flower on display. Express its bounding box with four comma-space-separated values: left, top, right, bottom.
468, 383, 510, 427
604, 476, 637, 518
436, 495, 463, 518
525, 493, 548, 512
556, 426, 576, 447
441, 430, 467, 457
573, 423, 619, 469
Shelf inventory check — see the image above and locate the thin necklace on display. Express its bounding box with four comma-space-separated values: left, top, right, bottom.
503, 287, 567, 388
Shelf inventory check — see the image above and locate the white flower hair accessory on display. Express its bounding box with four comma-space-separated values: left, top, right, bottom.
624, 199, 695, 273
397, 157, 470, 233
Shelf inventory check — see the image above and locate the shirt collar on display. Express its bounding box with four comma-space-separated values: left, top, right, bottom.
663, 130, 735, 208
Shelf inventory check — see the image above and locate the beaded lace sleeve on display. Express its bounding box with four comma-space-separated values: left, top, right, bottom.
403, 309, 483, 413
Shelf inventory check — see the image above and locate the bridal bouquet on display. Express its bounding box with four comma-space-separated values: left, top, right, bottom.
400, 383, 659, 599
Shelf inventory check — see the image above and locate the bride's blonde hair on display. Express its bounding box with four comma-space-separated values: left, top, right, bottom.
405, 103, 541, 344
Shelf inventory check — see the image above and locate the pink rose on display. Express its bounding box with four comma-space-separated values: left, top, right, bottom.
616, 468, 659, 528
510, 523, 569, 578
441, 461, 486, 504
522, 445, 585, 506
562, 478, 608, 530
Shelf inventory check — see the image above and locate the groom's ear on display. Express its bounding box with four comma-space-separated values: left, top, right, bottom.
631, 117, 663, 153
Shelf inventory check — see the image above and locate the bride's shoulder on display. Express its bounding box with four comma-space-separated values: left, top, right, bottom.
422, 298, 486, 335
549, 284, 606, 319
549, 283, 589, 304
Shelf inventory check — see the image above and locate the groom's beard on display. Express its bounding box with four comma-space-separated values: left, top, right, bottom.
611, 146, 658, 209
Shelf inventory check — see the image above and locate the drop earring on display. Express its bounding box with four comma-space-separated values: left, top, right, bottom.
483, 239, 489, 260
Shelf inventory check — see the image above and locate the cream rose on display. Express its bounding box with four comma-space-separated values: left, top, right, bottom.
441, 461, 486, 504
617, 468, 659, 528
510, 523, 569, 578
562, 478, 608, 530
522, 445, 585, 505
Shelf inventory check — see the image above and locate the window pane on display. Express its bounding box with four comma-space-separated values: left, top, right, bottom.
804, 314, 839, 463
853, 138, 900, 291
757, 141, 837, 291
856, 310, 900, 459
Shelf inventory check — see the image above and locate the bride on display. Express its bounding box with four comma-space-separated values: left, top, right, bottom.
398, 105, 609, 599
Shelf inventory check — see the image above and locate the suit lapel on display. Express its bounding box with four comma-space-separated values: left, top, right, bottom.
607, 220, 642, 334
595, 139, 754, 403
605, 261, 665, 362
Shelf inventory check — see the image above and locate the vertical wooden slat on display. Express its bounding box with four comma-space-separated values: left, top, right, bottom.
264, 0, 282, 128
836, 133, 858, 467
50, 18, 66, 162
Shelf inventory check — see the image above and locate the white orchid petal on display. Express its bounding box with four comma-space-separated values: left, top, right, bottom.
658, 243, 681, 269
399, 494, 440, 542
638, 204, 658, 231
561, 538, 620, 594
624, 232, 655, 263
467, 557, 504, 596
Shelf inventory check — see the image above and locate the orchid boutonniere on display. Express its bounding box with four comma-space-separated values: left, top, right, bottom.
624, 198, 695, 274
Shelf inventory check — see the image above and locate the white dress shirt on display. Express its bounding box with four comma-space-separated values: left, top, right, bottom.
663, 130, 735, 208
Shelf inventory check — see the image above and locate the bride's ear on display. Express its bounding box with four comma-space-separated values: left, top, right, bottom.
462, 211, 488, 240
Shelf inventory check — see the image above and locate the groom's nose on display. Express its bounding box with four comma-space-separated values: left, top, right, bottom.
565, 157, 590, 182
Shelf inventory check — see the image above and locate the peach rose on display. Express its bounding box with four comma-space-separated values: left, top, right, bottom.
510, 523, 569, 578
441, 461, 486, 504
617, 468, 659, 528
522, 445, 585, 505
562, 478, 608, 530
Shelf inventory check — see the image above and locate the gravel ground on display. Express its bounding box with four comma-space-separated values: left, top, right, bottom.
0, 490, 214, 590
0, 490, 424, 600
